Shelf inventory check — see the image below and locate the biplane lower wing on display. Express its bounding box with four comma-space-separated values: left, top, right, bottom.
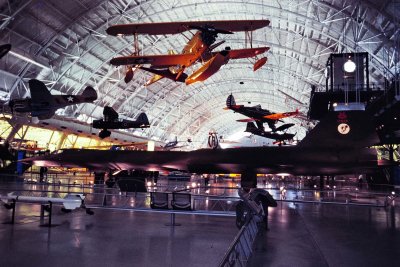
139, 66, 188, 83
106, 20, 270, 36
225, 47, 270, 59
110, 54, 197, 67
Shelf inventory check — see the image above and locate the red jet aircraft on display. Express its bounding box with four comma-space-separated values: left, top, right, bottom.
224, 94, 299, 132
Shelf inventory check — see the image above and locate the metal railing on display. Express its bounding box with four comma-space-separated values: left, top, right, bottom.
218, 211, 261, 267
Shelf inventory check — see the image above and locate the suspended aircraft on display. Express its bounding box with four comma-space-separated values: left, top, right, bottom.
92, 106, 150, 139
0, 44, 11, 59
161, 136, 192, 150
8, 79, 97, 120
106, 20, 270, 85
245, 122, 295, 144
224, 94, 299, 131
22, 110, 388, 188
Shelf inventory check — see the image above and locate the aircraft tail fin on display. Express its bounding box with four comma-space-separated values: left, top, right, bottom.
81, 86, 97, 101
298, 111, 379, 149
226, 94, 236, 108
103, 106, 119, 121
136, 112, 150, 127
245, 122, 258, 133
29, 79, 53, 104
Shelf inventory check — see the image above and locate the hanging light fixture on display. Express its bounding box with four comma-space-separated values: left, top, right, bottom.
343, 58, 356, 73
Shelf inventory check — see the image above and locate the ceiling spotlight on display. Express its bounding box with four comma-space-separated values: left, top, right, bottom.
343, 59, 356, 73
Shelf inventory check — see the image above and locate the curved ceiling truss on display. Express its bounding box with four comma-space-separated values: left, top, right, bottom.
0, 0, 398, 147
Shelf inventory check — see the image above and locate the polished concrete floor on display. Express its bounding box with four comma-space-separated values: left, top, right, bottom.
0, 186, 399, 267
250, 203, 400, 267
0, 204, 237, 267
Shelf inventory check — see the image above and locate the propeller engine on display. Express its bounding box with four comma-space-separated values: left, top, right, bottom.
190, 25, 233, 46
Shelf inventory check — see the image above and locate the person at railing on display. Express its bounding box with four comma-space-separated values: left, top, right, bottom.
239, 187, 277, 230
39, 167, 45, 183
250, 188, 277, 230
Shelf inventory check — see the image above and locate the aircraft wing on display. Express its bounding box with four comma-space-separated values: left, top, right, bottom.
110, 54, 197, 67
223, 105, 244, 110
213, 47, 269, 60
264, 109, 299, 120
236, 118, 256, 122
275, 123, 295, 132
227, 47, 270, 59
106, 20, 270, 36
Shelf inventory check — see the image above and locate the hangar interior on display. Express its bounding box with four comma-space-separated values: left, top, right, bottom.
0, 0, 400, 267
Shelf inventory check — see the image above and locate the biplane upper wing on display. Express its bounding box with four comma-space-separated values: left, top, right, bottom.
110, 54, 197, 66
221, 47, 270, 59
106, 20, 270, 36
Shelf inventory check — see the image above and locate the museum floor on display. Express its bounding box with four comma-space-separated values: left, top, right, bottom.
0, 179, 399, 267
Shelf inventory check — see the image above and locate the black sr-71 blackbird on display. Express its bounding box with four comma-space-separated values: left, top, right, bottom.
22, 110, 388, 187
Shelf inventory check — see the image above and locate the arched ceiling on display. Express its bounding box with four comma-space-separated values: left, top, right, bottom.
0, 0, 399, 147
